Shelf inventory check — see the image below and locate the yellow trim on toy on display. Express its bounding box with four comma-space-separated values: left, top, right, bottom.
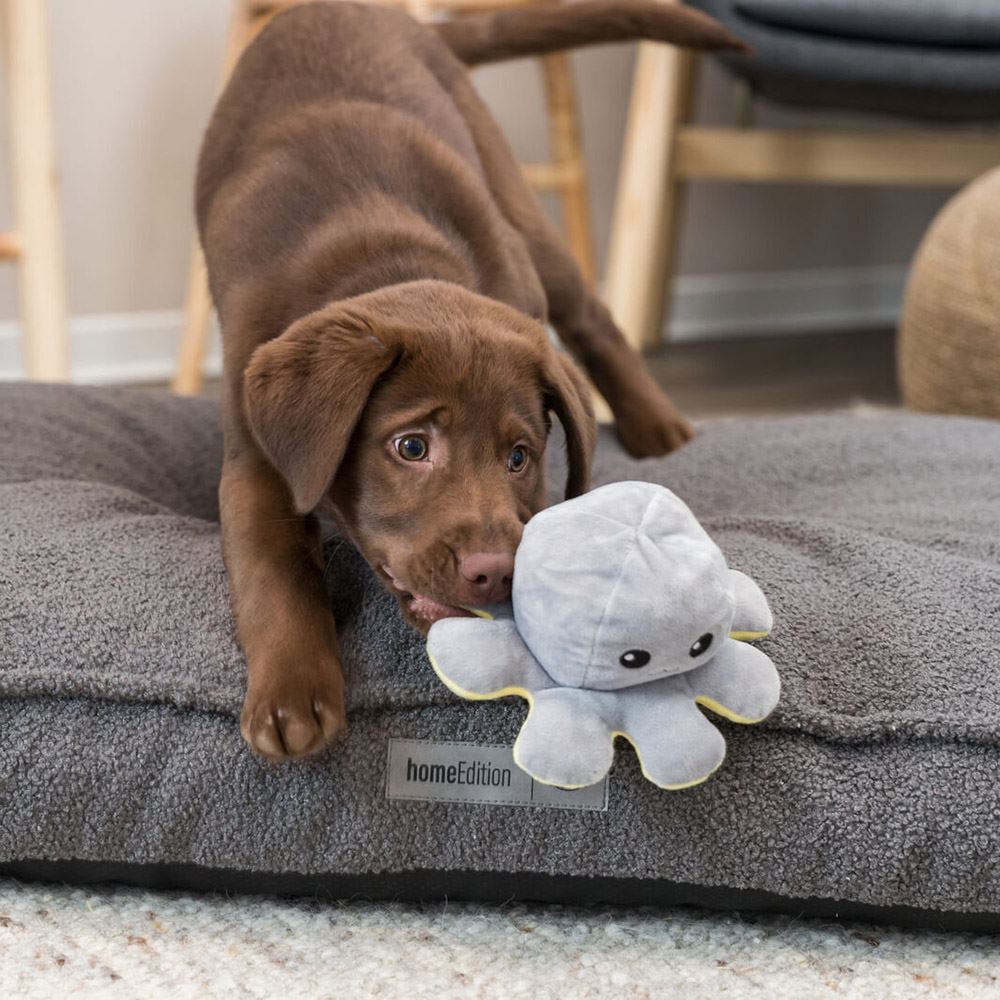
729, 629, 770, 641
609, 729, 724, 791
694, 695, 767, 725
427, 650, 531, 704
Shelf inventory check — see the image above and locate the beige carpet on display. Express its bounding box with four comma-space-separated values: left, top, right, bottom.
1, 878, 998, 998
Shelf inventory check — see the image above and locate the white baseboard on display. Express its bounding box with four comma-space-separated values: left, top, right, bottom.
0, 309, 223, 385
0, 264, 905, 383
666, 263, 906, 343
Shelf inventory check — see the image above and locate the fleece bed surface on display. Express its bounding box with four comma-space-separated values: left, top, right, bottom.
1, 384, 999, 929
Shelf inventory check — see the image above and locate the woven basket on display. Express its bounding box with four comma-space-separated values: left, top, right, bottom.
898, 167, 1000, 419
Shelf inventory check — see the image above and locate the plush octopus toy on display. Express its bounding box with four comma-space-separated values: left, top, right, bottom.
426, 481, 780, 790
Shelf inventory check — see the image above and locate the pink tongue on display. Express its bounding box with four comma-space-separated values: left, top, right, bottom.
409, 595, 475, 623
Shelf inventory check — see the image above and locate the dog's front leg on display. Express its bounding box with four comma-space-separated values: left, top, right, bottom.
220, 450, 346, 760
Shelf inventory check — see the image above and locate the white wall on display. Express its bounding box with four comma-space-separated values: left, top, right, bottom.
0, 1, 961, 380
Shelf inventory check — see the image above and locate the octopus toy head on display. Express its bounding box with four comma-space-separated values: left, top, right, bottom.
512, 484, 735, 690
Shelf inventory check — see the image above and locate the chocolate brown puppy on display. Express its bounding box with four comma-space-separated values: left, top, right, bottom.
196, 0, 744, 760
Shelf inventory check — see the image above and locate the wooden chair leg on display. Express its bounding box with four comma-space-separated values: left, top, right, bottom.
173, 243, 215, 394
539, 52, 598, 286
4, 0, 69, 381
604, 42, 697, 351
172, 0, 260, 395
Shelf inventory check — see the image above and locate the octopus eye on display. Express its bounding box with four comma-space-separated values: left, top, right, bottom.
619, 649, 650, 669
689, 633, 714, 657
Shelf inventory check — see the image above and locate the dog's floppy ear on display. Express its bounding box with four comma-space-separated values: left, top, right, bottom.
544, 351, 597, 499
243, 303, 403, 513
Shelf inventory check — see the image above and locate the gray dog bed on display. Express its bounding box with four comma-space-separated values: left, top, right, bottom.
2, 384, 999, 930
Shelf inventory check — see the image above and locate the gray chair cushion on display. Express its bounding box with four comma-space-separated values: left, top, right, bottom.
736, 0, 1000, 49
2, 384, 1000, 928
690, 0, 1000, 120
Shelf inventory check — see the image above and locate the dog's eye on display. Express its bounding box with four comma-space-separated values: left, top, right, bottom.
619, 649, 650, 669
507, 446, 528, 473
689, 633, 713, 657
395, 436, 428, 461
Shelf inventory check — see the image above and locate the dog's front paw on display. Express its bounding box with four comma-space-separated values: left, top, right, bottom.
240, 660, 346, 761
615, 399, 695, 458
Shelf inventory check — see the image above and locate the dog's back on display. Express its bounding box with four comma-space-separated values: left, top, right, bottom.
197, 3, 477, 213
197, 2, 540, 338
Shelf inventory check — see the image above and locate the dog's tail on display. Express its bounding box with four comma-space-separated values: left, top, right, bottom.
435, 0, 747, 66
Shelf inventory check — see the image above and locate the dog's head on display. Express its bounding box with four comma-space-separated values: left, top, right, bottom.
243, 281, 596, 631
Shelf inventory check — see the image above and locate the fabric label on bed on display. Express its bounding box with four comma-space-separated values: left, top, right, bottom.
386, 739, 608, 811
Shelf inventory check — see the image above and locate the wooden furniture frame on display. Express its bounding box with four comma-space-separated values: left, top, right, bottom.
173, 0, 596, 394
604, 38, 1000, 350
3, 0, 69, 380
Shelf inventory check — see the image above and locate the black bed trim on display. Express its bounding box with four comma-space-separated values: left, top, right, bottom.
1, 859, 996, 932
